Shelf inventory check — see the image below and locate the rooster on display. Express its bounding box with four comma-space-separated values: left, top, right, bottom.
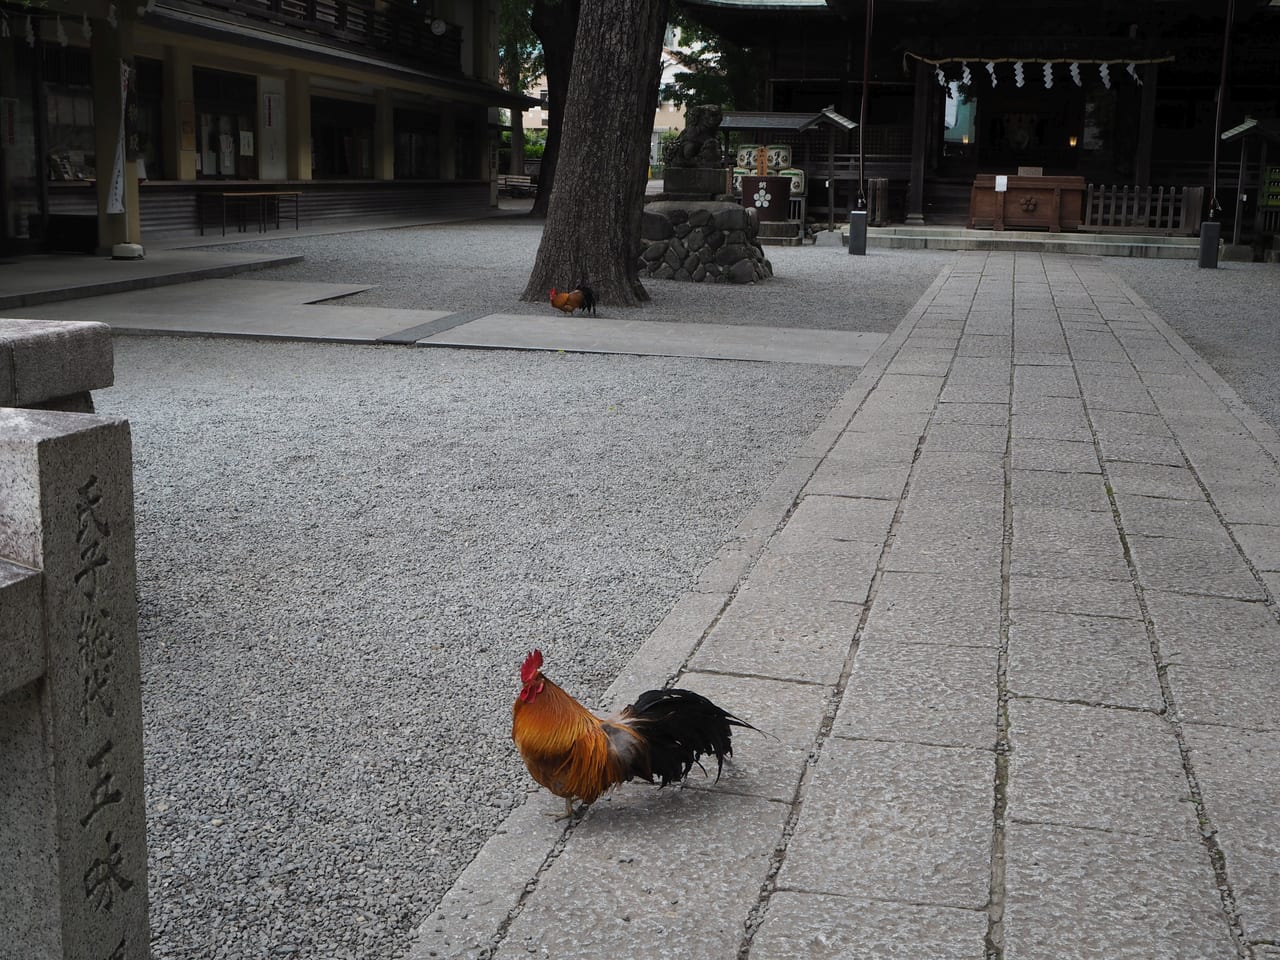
511, 649, 754, 818
548, 283, 596, 317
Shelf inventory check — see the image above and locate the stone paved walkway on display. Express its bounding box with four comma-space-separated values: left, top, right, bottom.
414, 252, 1280, 960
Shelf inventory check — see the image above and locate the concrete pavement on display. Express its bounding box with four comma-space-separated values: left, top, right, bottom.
413, 252, 1280, 960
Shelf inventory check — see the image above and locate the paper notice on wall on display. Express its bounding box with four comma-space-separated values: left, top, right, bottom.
219, 133, 235, 172
239, 131, 254, 156
995, 175, 1008, 193
263, 93, 281, 129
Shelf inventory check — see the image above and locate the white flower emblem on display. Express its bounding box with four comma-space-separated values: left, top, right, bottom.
753, 185, 772, 208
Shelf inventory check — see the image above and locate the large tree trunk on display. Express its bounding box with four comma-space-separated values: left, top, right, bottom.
529, 0, 578, 217
522, 0, 669, 305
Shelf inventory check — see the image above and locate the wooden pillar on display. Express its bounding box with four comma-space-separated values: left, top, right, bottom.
374, 88, 395, 180
90, 16, 140, 249
286, 70, 311, 180
439, 106, 457, 179
906, 59, 929, 225
162, 48, 197, 180
1135, 63, 1157, 187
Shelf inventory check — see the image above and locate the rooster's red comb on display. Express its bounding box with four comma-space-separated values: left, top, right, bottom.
521, 649, 543, 684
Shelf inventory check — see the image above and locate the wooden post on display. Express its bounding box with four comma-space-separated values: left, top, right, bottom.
906, 59, 928, 225
1230, 140, 1249, 245
1136, 64, 1157, 188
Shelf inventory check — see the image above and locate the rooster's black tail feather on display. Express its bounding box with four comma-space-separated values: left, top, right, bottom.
625, 688, 755, 787
576, 282, 596, 316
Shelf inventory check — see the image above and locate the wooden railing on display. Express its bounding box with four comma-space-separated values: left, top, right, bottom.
1082, 184, 1204, 236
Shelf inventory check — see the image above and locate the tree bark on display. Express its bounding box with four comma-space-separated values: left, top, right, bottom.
522, 0, 669, 305
529, 0, 578, 217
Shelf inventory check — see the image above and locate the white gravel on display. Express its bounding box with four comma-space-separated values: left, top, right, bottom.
96, 223, 950, 960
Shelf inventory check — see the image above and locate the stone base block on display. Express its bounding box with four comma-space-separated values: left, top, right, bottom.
0, 318, 113, 408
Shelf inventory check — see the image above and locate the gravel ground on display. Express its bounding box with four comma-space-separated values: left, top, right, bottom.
206, 218, 954, 333
1105, 257, 1280, 435
94, 228, 949, 960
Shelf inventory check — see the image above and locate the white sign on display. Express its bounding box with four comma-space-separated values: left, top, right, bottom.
995, 175, 1008, 193
107, 60, 128, 214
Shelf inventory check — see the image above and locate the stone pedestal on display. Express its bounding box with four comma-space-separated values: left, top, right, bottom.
639, 201, 773, 284
0, 408, 149, 960
662, 167, 729, 200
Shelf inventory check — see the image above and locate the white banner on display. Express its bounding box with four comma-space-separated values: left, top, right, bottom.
107, 60, 128, 214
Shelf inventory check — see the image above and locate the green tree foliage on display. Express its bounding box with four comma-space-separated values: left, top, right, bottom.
660, 11, 766, 111
498, 0, 544, 173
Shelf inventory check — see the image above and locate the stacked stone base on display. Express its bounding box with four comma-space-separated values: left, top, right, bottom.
639, 201, 773, 284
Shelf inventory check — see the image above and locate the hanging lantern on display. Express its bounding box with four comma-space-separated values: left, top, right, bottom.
986, 62, 997, 87
1099, 62, 1111, 89
1069, 62, 1082, 86
1014, 61, 1025, 87
1126, 62, 1142, 85
961, 62, 972, 86
1042, 62, 1053, 88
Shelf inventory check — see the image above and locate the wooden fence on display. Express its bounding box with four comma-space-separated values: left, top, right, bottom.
1082, 184, 1204, 235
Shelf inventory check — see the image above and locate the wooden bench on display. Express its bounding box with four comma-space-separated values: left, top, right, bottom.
496, 174, 537, 198
199, 190, 301, 236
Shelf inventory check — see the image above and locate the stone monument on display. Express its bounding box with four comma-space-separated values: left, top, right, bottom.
661, 103, 730, 200
0, 318, 149, 960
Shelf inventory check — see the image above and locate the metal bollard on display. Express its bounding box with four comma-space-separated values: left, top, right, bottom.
1198, 221, 1221, 269
848, 210, 868, 256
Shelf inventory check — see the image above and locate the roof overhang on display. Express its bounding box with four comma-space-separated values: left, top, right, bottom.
721, 107, 856, 133
1221, 117, 1280, 144
144, 5, 538, 109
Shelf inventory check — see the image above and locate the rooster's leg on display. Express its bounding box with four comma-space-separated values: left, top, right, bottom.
544, 797, 576, 820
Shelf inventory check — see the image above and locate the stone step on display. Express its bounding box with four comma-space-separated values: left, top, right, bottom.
840, 225, 1201, 259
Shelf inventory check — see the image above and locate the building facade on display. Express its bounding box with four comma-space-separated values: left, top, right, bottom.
679, 0, 1280, 233
0, 0, 528, 254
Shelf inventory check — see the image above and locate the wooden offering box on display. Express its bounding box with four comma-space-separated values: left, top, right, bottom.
969, 174, 1086, 232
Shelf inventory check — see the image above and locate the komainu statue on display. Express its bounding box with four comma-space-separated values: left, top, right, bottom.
663, 104, 725, 169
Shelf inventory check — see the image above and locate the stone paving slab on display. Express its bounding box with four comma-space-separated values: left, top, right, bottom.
835, 641, 999, 749
1002, 823, 1238, 960
1007, 609, 1164, 710
1127, 534, 1266, 600
494, 788, 787, 959
420, 314, 887, 366
1183, 725, 1280, 944
1008, 575, 1143, 619
1145, 592, 1280, 670
1006, 699, 1198, 841
1112, 493, 1229, 541
1166, 664, 1280, 731
687, 584, 862, 685
770, 495, 898, 547
750, 892, 987, 959
860, 571, 1002, 648
777, 738, 994, 909
674, 671, 829, 804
